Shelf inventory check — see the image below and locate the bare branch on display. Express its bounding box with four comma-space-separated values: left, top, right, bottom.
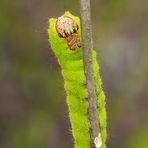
79, 0, 100, 148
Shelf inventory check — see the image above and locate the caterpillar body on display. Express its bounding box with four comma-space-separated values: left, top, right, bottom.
48, 11, 107, 148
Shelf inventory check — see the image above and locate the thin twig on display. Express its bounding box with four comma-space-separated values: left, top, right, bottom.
79, 0, 100, 148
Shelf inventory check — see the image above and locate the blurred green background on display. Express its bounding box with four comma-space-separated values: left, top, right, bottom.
0, 0, 148, 148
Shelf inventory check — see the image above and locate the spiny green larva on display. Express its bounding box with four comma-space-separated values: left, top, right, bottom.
49, 12, 107, 148
55, 16, 82, 50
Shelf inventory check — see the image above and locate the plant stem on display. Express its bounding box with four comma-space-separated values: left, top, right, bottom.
79, 0, 100, 148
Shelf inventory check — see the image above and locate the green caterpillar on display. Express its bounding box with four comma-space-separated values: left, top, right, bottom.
48, 11, 107, 148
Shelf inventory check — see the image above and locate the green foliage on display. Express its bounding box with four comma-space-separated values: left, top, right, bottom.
48, 11, 107, 148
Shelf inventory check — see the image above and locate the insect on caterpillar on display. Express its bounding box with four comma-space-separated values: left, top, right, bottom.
56, 16, 82, 50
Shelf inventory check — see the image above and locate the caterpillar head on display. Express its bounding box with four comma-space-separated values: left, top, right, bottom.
55, 16, 79, 38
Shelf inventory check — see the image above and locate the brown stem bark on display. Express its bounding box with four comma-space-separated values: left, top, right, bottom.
79, 0, 100, 148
